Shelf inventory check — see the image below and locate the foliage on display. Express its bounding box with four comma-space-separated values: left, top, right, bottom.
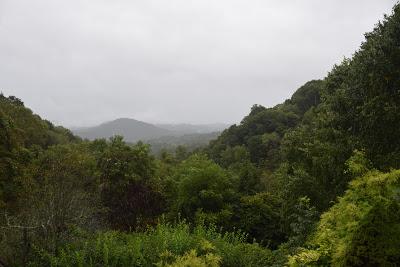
29, 222, 273, 267
288, 169, 400, 266
166, 155, 237, 226
0, 94, 79, 212
99, 136, 165, 230
159, 249, 221, 267
207, 80, 324, 169
277, 108, 353, 212
281, 197, 319, 252
233, 192, 285, 248
0, 144, 100, 265
323, 4, 400, 169
275, 2, 400, 225
0, 93, 79, 149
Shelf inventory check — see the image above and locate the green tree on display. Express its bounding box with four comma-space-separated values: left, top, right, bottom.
168, 154, 237, 226
234, 192, 285, 248
286, 197, 318, 249
324, 4, 400, 169
99, 136, 164, 230
277, 106, 353, 212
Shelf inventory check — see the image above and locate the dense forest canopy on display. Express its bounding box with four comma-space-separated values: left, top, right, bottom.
1, 3, 400, 267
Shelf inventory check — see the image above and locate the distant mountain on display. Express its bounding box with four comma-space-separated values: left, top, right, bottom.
73, 119, 229, 143
155, 123, 229, 135
73, 118, 173, 142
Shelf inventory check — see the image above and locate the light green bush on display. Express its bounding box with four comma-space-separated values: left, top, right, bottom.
29, 222, 273, 267
288, 169, 400, 266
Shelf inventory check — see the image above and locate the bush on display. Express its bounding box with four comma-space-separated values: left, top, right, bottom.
288, 169, 400, 266
29, 222, 273, 267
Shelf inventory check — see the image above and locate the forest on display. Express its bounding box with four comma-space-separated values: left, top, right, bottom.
1, 3, 400, 267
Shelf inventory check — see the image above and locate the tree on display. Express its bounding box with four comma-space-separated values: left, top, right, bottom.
99, 136, 164, 230
324, 4, 400, 169
0, 110, 19, 209
0, 144, 100, 264
286, 197, 318, 249
167, 154, 237, 226
277, 106, 353, 212
234, 192, 285, 248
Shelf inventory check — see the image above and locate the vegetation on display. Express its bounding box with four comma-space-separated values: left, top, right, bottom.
30, 222, 273, 267
289, 166, 400, 266
1, 3, 400, 266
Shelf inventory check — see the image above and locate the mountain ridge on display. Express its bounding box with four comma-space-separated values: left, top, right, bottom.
73, 117, 228, 143
73, 118, 172, 142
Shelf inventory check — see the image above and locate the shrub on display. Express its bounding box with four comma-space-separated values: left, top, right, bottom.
29, 222, 273, 267
288, 169, 400, 266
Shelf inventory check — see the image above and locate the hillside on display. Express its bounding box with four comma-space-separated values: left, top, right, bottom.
207, 80, 324, 169
0, 94, 79, 149
155, 123, 229, 135
147, 131, 221, 155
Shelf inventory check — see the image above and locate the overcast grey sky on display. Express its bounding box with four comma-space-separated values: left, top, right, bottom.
0, 0, 396, 127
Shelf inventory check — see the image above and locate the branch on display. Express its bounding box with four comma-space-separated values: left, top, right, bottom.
0, 213, 51, 231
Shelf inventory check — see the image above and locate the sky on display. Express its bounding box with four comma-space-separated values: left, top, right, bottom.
0, 0, 396, 127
